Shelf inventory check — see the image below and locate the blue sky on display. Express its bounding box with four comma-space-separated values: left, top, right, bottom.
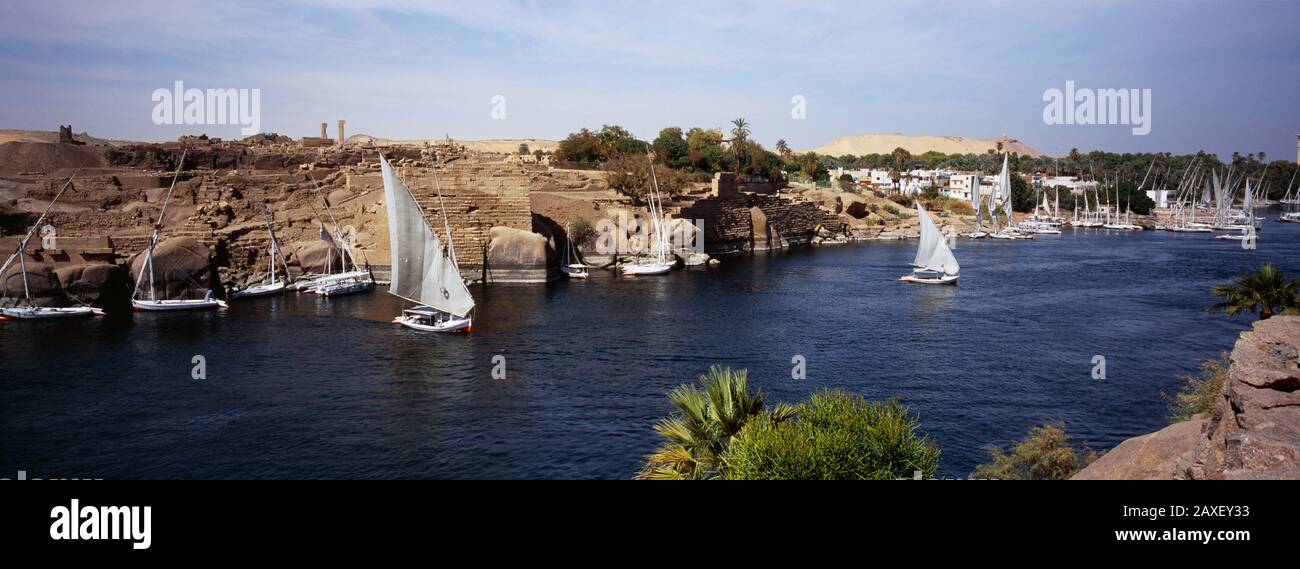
2, 0, 1298, 160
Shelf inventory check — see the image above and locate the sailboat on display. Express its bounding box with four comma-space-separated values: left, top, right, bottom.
561, 222, 590, 279
963, 176, 987, 238
621, 156, 676, 276
0, 171, 106, 320
989, 155, 1031, 240
132, 151, 228, 312
900, 200, 959, 285
231, 201, 292, 299
381, 153, 475, 333
296, 174, 374, 296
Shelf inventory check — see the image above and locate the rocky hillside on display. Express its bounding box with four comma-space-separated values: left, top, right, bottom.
1074, 316, 1300, 480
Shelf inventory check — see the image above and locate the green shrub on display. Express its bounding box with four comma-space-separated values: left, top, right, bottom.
1165, 353, 1230, 423
971, 422, 1095, 480
722, 390, 941, 480
636, 366, 795, 480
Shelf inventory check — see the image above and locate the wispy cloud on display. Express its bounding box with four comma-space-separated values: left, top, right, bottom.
1, 0, 1297, 159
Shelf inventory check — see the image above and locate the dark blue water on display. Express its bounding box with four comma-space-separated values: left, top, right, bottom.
3, 219, 1298, 479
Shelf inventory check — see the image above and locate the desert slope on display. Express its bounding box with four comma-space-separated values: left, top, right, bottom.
806, 133, 1046, 158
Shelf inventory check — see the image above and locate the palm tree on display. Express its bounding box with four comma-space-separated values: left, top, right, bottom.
731, 118, 751, 176
637, 366, 794, 480
1210, 264, 1300, 320
775, 139, 791, 157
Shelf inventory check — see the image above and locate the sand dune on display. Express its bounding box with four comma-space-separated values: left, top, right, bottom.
805, 133, 1045, 158
0, 129, 117, 146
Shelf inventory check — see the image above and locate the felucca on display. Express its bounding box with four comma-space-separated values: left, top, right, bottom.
380, 153, 475, 333
900, 201, 959, 285
132, 151, 228, 312
0, 170, 105, 320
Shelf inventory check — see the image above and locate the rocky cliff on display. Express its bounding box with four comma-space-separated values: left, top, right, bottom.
1074, 316, 1300, 480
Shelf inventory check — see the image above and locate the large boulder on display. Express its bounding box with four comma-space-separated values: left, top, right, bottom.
127, 237, 214, 300
486, 226, 555, 283
1071, 418, 1205, 480
56, 263, 132, 313
289, 241, 344, 274
1186, 316, 1300, 479
1077, 317, 1300, 480
749, 207, 787, 252
1, 258, 64, 307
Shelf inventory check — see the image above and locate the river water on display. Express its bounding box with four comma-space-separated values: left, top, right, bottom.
3, 219, 1297, 479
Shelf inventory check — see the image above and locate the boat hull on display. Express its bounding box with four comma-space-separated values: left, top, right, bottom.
394, 315, 472, 333
1, 306, 104, 320
316, 280, 374, 297
231, 282, 287, 299
899, 274, 959, 285
621, 261, 674, 276
133, 299, 227, 312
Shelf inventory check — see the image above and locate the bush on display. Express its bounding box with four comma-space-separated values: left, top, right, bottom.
722, 390, 941, 480
1165, 353, 1229, 423
566, 217, 596, 250
971, 422, 1095, 480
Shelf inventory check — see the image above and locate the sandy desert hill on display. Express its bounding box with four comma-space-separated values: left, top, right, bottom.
806, 133, 1046, 158
0, 129, 118, 146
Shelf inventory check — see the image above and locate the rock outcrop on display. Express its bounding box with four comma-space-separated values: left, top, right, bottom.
1184, 317, 1300, 479
127, 237, 217, 300
1072, 418, 1206, 480
1, 260, 64, 306
486, 226, 556, 283
1074, 317, 1300, 480
55, 263, 131, 312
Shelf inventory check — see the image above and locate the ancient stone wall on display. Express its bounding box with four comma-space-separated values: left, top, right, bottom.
384, 160, 537, 279
678, 192, 843, 255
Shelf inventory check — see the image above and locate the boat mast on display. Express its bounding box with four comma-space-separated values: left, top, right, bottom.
135, 151, 187, 302
2, 170, 81, 305
427, 150, 458, 269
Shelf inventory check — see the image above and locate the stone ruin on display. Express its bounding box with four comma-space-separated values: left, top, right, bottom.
58, 125, 85, 146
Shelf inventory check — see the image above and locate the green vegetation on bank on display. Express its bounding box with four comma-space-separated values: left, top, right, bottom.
1165, 353, 1231, 423
557, 122, 1298, 212
637, 367, 939, 480
971, 423, 1097, 480
724, 391, 941, 480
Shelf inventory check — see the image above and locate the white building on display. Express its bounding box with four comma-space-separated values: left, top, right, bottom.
1039, 176, 1099, 192
1146, 189, 1171, 209
945, 173, 999, 202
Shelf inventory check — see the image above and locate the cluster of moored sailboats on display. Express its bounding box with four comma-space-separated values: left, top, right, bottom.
0, 150, 378, 322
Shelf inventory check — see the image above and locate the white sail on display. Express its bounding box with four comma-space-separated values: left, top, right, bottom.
913, 201, 959, 275
380, 154, 475, 317
970, 176, 982, 219
998, 154, 1012, 221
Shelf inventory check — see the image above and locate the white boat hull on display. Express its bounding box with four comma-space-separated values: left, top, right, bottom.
315, 280, 374, 297
899, 274, 959, 285
1, 306, 104, 320
562, 264, 590, 279
132, 299, 227, 312
231, 282, 287, 299
393, 315, 472, 333
621, 261, 675, 276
